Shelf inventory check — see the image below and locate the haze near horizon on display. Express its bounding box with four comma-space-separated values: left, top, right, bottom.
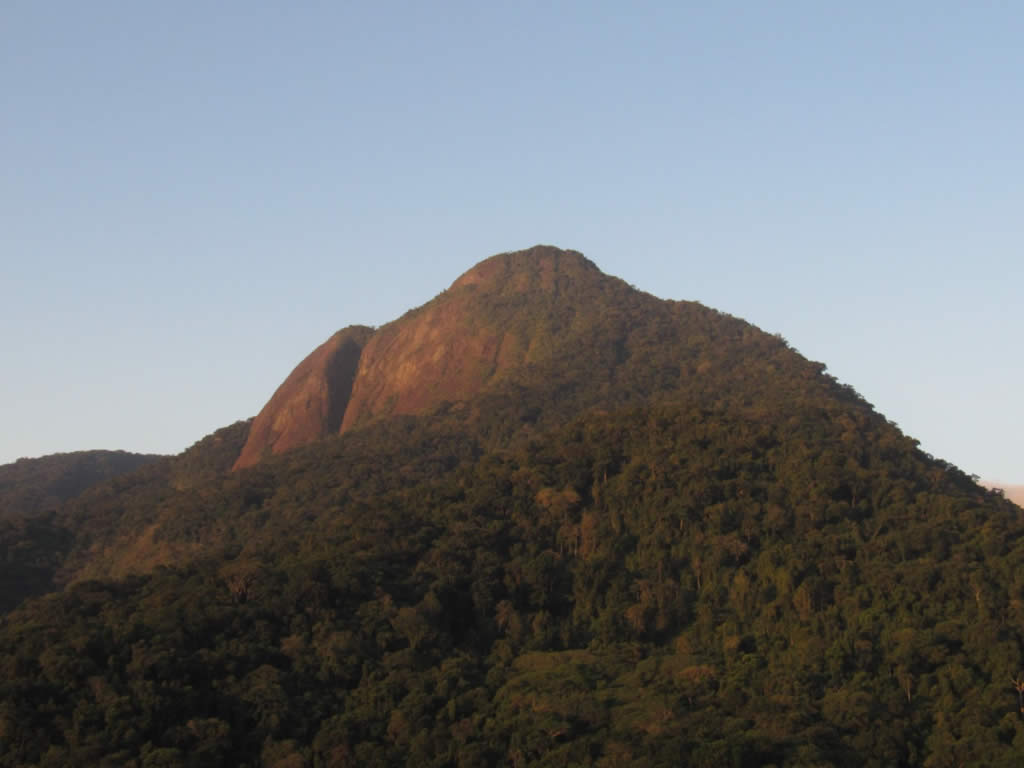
2, 2, 1020, 483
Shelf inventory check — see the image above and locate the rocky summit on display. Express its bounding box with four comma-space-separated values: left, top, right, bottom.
235, 246, 644, 467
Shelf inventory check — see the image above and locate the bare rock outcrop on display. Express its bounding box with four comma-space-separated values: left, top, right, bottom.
233, 325, 372, 469
339, 246, 606, 432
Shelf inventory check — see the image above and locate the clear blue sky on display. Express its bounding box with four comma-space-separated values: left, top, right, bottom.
2, 2, 1021, 483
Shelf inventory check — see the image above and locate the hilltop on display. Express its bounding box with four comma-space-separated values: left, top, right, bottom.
0, 449, 161, 521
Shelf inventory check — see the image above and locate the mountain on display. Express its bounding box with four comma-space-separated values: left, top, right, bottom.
234, 247, 633, 465
72, 245, 839, 582
1, 246, 1022, 768
234, 246, 799, 469
337, 247, 616, 433
0, 449, 161, 521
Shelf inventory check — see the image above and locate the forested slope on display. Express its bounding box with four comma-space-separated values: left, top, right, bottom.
1, 395, 1020, 767
0, 450, 162, 522
0, 450, 162, 612
1, 247, 1021, 767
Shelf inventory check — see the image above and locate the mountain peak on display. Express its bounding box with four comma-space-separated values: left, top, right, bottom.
234, 246, 638, 466
450, 245, 600, 294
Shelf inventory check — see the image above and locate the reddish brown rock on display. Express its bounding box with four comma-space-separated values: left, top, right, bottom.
233, 326, 372, 469
339, 246, 606, 432
234, 246, 630, 467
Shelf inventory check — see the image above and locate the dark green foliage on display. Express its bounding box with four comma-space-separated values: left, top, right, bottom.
0, 514, 72, 612
0, 450, 161, 613
0, 422, 250, 614
1, 394, 1021, 766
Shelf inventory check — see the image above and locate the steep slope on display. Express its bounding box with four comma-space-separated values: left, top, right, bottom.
340, 246, 624, 432
234, 246, 636, 464
233, 326, 372, 469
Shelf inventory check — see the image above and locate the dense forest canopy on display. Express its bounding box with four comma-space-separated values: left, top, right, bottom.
1, 247, 1021, 767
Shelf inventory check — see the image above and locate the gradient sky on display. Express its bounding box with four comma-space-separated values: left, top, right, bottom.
2, 2, 1021, 483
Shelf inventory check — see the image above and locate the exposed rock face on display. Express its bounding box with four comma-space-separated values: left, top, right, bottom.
233, 326, 372, 470
234, 245, 643, 467
339, 246, 613, 432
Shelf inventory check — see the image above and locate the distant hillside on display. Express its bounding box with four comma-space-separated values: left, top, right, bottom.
0, 450, 159, 612
0, 449, 162, 521
0, 424, 250, 614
